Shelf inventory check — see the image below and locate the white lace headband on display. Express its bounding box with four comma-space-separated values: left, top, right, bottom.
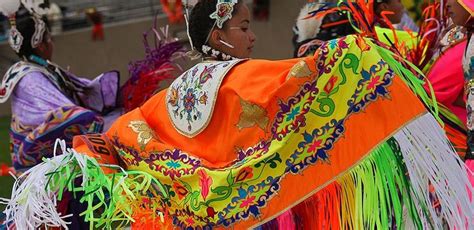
1, 0, 49, 53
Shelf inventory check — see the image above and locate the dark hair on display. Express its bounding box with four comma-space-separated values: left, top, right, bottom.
188, 0, 240, 53
293, 12, 355, 58
13, 9, 49, 59
373, 0, 390, 15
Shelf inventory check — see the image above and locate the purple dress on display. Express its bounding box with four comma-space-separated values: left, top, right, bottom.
1, 61, 122, 173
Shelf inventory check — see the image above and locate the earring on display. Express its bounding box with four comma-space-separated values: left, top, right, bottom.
219, 39, 234, 48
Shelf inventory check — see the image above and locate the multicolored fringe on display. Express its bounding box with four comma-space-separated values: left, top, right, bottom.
270, 113, 473, 229
0, 140, 167, 229
1, 118, 473, 229
408, 2, 443, 72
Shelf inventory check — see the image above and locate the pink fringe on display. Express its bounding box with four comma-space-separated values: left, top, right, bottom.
466, 160, 474, 200
277, 210, 296, 229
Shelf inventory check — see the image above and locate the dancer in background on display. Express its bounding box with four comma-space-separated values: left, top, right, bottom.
446, 0, 474, 174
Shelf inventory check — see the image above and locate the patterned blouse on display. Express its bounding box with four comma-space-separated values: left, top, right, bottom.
464, 36, 474, 158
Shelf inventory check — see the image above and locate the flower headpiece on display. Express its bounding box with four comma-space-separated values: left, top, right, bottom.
210, 0, 238, 28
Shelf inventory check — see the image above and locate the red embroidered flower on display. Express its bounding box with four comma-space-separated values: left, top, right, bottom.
235, 166, 254, 183
367, 75, 382, 92
324, 76, 338, 94
172, 181, 188, 200
308, 139, 323, 153
239, 195, 256, 208
198, 169, 213, 200
207, 207, 216, 218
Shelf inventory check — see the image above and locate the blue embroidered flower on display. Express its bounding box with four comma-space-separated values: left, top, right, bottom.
329, 39, 338, 49
286, 106, 301, 122
166, 160, 181, 169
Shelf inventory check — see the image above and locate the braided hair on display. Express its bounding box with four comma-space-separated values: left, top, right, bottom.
13, 8, 50, 60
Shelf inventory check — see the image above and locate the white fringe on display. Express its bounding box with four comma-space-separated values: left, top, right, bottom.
394, 113, 474, 229
1, 140, 88, 230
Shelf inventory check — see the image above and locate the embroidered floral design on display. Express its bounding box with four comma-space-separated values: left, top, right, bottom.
210, 0, 239, 28
168, 88, 179, 107
115, 36, 399, 228
173, 181, 189, 200
128, 120, 155, 149
235, 166, 254, 183
287, 60, 314, 79
198, 169, 213, 200
167, 61, 240, 137
168, 66, 218, 132
236, 99, 269, 131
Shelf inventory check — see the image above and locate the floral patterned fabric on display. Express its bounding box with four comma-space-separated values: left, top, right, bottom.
166, 60, 242, 137
74, 35, 429, 228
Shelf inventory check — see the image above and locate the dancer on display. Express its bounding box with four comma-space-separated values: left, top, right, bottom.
3, 0, 473, 229
446, 0, 474, 170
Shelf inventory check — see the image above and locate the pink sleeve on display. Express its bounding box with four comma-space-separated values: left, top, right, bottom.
425, 42, 466, 106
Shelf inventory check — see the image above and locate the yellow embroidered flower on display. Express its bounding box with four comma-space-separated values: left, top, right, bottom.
199, 92, 208, 105
236, 99, 269, 131
168, 88, 179, 107
287, 60, 313, 79
128, 120, 155, 148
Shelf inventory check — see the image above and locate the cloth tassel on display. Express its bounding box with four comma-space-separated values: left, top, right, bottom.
0, 140, 167, 229
394, 113, 474, 229
267, 113, 473, 229
276, 209, 296, 230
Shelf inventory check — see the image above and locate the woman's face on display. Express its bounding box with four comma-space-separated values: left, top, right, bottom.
447, 0, 471, 26
209, 3, 257, 59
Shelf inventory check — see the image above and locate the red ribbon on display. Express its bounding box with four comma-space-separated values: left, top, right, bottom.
161, 0, 184, 24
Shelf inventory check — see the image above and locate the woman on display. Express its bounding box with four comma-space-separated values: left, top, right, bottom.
423, 24, 468, 155
189, 0, 256, 60
4, 0, 473, 229
0, 10, 121, 174
0, 0, 184, 175
446, 0, 474, 173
